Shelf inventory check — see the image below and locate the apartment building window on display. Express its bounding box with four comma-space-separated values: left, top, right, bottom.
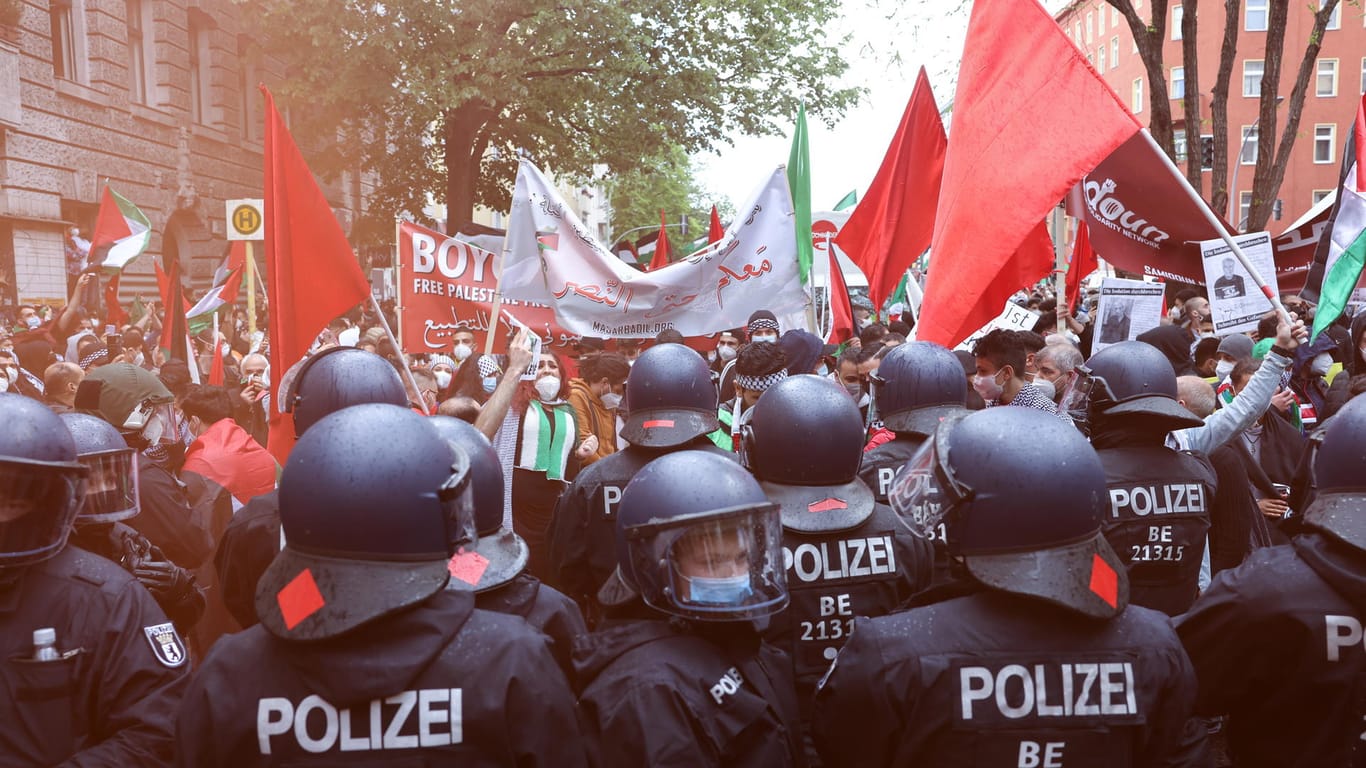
1314, 124, 1336, 164
1361, 57, 1366, 94
1086, 11, 1094, 43
1246, 0, 1268, 31
126, 0, 154, 103
1133, 78, 1144, 113
238, 37, 257, 140
1321, 0, 1340, 30
1239, 126, 1259, 165
1174, 129, 1188, 163
1243, 60, 1264, 97
50, 0, 85, 81
1088, 52, 1095, 67
1098, 45, 1106, 71
1317, 59, 1338, 97
1171, 67, 1185, 99
1111, 37, 1119, 69
188, 14, 212, 124
1238, 192, 1253, 228
1075, 22, 1082, 42
1110, 5, 1119, 28
1172, 5, 1183, 39
1313, 190, 1334, 206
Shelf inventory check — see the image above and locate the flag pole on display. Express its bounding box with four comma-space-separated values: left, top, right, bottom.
393, 219, 403, 352
1138, 130, 1292, 325
245, 241, 257, 335
1052, 207, 1067, 336
369, 292, 429, 415
486, 236, 506, 357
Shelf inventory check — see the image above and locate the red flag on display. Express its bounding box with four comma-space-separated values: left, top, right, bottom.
208, 334, 225, 385
708, 205, 725, 245
826, 246, 856, 344
158, 261, 194, 379
837, 67, 947, 310
103, 274, 129, 328
153, 261, 192, 313
1065, 220, 1098, 313
649, 211, 672, 271
917, 0, 1141, 347
261, 86, 371, 465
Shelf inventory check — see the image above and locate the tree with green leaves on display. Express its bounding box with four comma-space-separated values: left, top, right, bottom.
243, 0, 860, 240
602, 143, 729, 248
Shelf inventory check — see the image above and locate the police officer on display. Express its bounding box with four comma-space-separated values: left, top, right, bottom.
549, 343, 732, 623
860, 341, 967, 585
213, 346, 409, 628
62, 412, 206, 632
740, 374, 932, 719
430, 415, 586, 678
0, 392, 188, 765
176, 404, 585, 766
813, 407, 1206, 766
1177, 395, 1366, 765
76, 363, 213, 571
1077, 341, 1218, 615
575, 450, 806, 767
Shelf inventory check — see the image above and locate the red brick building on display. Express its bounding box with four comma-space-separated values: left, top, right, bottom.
1055, 0, 1364, 230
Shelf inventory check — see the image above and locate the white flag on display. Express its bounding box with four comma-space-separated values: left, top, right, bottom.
502, 161, 808, 337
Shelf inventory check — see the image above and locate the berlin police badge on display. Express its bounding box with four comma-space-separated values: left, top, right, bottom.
143, 622, 187, 668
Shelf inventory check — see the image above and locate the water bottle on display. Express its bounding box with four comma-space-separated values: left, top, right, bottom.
31, 628, 60, 662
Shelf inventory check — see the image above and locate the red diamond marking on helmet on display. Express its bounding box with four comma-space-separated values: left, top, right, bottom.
642, 419, 675, 429
1089, 553, 1118, 609
448, 547, 491, 586
808, 498, 848, 513
277, 568, 325, 630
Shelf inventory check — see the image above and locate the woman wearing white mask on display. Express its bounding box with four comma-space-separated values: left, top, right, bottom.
511, 350, 595, 581
428, 353, 458, 400
566, 351, 630, 469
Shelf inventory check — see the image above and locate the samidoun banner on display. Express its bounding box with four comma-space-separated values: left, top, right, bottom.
502, 161, 809, 337
397, 220, 577, 354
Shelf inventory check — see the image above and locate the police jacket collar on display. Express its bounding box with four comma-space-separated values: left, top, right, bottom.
1293, 532, 1366, 614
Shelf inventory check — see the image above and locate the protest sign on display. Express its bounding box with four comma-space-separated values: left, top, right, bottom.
953, 301, 1040, 352
1093, 277, 1165, 351
1200, 231, 1277, 335
396, 220, 579, 356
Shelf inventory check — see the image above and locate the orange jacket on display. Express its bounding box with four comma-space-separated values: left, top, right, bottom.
567, 378, 617, 466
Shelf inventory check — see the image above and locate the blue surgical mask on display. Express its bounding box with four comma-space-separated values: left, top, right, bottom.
687, 573, 753, 605
481, 376, 498, 394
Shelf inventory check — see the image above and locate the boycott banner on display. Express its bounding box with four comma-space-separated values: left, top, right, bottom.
397, 220, 578, 355
1093, 277, 1165, 351
1200, 231, 1278, 335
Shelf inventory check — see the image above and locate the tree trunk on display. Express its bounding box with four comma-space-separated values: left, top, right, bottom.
1209, 0, 1241, 219
1180, 3, 1202, 191
1106, 0, 1175, 157
1247, 0, 1338, 231
442, 103, 495, 232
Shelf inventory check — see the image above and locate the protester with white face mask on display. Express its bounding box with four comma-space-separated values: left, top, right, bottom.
429, 354, 457, 396
746, 309, 781, 344
972, 329, 1066, 419
566, 351, 630, 468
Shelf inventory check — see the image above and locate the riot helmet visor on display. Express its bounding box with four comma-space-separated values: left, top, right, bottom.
0, 460, 86, 566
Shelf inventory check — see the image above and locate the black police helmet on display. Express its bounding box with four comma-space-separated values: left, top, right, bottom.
60, 412, 139, 524
0, 393, 87, 567
744, 374, 875, 532
871, 341, 968, 434
283, 347, 408, 436
614, 450, 786, 621
255, 403, 476, 640
890, 407, 1128, 619
429, 415, 529, 593
620, 344, 719, 448
1304, 396, 1366, 551
1079, 341, 1202, 429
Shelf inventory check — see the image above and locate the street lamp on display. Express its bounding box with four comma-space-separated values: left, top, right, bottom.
1227, 94, 1285, 229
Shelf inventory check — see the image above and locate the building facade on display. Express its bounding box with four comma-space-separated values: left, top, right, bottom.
0, 0, 369, 310
1055, 0, 1364, 230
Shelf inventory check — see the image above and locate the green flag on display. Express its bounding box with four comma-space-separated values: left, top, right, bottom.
788, 103, 813, 286
834, 189, 858, 211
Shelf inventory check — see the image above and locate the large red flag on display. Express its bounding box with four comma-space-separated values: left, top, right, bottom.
708, 205, 725, 245
261, 86, 370, 464
648, 211, 672, 271
1065, 220, 1098, 313
837, 67, 947, 310
825, 247, 856, 344
917, 0, 1141, 347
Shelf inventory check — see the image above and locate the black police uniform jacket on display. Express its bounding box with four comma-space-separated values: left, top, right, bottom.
573, 616, 807, 768
1176, 532, 1366, 768
812, 587, 1205, 768
767, 502, 932, 709
213, 488, 280, 629
549, 439, 733, 617
0, 545, 189, 766
132, 454, 214, 571
473, 572, 586, 683
175, 589, 586, 767
1094, 445, 1217, 615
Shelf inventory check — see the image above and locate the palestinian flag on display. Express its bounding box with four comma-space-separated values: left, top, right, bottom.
1304, 93, 1366, 341
90, 186, 152, 272
187, 242, 247, 332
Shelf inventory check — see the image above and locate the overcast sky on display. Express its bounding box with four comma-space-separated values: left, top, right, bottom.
693, 0, 1070, 210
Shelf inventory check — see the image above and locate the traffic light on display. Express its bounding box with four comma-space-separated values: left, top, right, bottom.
1200, 135, 1215, 171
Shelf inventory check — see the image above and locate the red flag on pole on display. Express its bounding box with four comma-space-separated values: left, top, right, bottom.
837, 67, 947, 310
649, 211, 672, 271
208, 334, 225, 385
826, 246, 856, 344
103, 275, 129, 328
261, 85, 371, 464
708, 205, 725, 245
916, 0, 1141, 347
1064, 220, 1097, 313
